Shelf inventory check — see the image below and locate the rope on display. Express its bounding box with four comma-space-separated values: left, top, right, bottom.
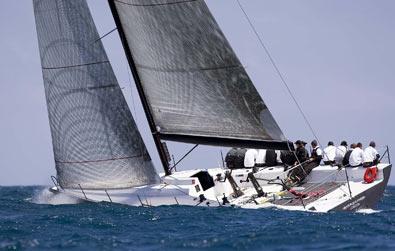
235, 0, 339, 176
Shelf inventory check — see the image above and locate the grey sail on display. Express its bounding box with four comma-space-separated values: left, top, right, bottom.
33, 0, 159, 189
108, 0, 291, 150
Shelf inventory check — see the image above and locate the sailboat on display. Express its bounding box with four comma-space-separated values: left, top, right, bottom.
33, 0, 391, 212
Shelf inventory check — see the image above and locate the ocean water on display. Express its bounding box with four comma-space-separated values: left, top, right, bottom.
0, 186, 394, 251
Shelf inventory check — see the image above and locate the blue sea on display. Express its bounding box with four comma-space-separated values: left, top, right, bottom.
0, 186, 394, 251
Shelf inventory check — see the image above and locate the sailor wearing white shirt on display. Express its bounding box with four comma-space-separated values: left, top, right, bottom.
255, 149, 266, 167
275, 150, 282, 164
323, 141, 336, 165
349, 142, 364, 167
363, 141, 380, 167
244, 149, 258, 168
335, 141, 348, 165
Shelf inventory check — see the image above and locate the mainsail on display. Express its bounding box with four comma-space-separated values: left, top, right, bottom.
108, 0, 291, 152
33, 0, 158, 189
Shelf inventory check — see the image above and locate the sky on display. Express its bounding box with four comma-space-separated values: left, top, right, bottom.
0, 0, 394, 186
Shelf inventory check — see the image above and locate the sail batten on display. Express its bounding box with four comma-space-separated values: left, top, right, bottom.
135, 64, 243, 73
33, 0, 159, 189
42, 60, 110, 70
114, 0, 199, 7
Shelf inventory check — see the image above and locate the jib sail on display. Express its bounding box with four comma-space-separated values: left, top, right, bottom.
33, 0, 158, 189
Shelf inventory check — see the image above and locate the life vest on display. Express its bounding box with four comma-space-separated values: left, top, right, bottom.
311, 147, 319, 158
363, 166, 378, 184
311, 146, 322, 164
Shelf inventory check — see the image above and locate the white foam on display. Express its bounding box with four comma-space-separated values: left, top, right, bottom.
31, 188, 81, 205
356, 208, 382, 214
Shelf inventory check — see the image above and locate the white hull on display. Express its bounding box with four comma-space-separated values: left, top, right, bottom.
51, 163, 392, 212
59, 184, 214, 207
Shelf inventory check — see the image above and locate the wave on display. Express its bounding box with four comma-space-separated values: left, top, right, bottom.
356, 208, 382, 214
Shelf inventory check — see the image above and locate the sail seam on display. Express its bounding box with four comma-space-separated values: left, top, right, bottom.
42, 60, 110, 70
55, 154, 145, 164
136, 64, 242, 73
114, 0, 200, 7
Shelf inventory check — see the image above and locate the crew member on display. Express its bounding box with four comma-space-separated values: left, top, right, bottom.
342, 143, 356, 167
225, 147, 238, 169
265, 149, 278, 167
287, 140, 310, 185
295, 140, 309, 164
225, 148, 246, 169
275, 150, 282, 165
349, 143, 364, 167
335, 141, 348, 165
296, 140, 323, 180
244, 148, 258, 169
363, 141, 380, 167
323, 141, 336, 165
280, 150, 296, 167
310, 140, 323, 165
255, 149, 266, 167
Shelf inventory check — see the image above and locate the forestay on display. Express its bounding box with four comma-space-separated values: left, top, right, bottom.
33, 0, 158, 189
109, 0, 291, 150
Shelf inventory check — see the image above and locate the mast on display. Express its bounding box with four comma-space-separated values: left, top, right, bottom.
108, 0, 171, 175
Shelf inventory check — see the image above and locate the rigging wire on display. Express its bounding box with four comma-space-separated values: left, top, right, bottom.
93, 27, 118, 44
235, 0, 322, 146
170, 144, 199, 173
235, 1, 345, 191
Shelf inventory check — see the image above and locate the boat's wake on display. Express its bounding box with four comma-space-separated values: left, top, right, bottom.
356, 208, 382, 214
31, 188, 81, 205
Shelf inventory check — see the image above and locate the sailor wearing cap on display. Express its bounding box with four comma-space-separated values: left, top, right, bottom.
294, 140, 309, 164
286, 140, 309, 185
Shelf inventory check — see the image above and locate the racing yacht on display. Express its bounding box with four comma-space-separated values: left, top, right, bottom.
34, 0, 391, 212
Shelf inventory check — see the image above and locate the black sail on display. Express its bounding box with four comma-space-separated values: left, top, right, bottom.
109, 0, 291, 150
33, 0, 159, 189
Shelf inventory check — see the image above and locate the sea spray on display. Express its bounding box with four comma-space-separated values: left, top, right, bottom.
31, 187, 81, 205
356, 208, 382, 214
